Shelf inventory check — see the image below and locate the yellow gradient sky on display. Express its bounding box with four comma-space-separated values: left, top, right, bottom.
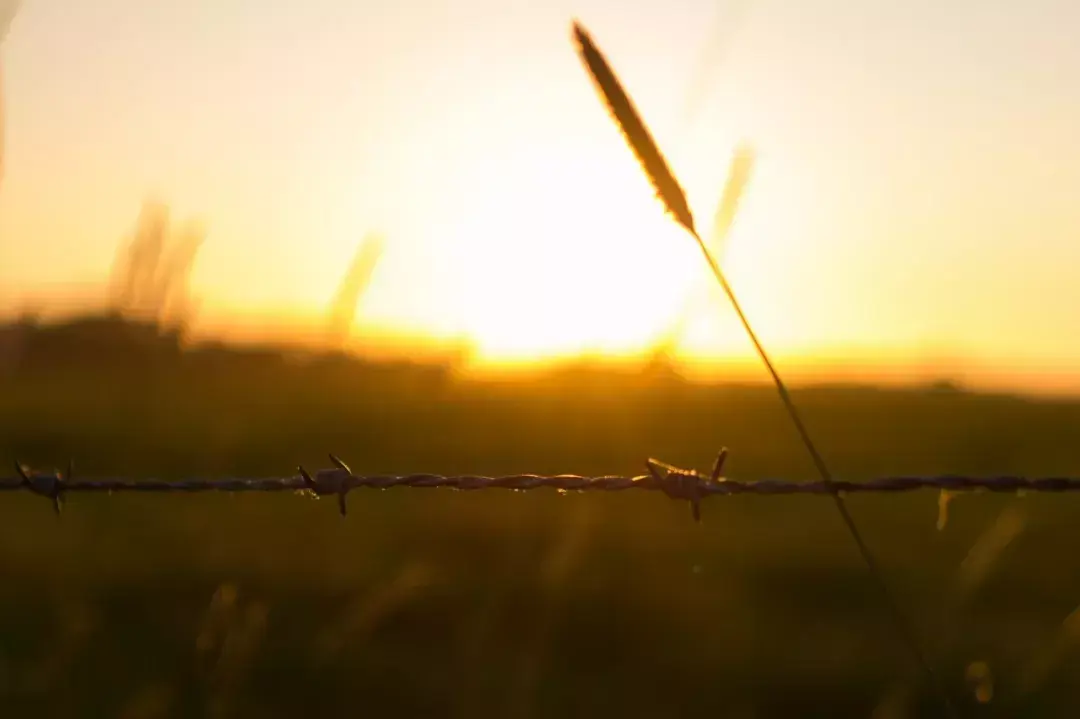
2, 0, 1080, 389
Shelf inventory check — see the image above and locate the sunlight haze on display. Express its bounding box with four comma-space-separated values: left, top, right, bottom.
1, 0, 1080, 391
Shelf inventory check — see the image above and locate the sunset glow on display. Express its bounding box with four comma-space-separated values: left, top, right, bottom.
3, 0, 1080, 390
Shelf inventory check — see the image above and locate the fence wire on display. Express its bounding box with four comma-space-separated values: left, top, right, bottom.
5, 452, 1079, 518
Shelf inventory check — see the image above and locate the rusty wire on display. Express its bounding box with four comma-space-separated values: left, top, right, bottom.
5, 450, 1078, 519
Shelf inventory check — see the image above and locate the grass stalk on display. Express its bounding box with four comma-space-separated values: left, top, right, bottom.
570, 19, 956, 715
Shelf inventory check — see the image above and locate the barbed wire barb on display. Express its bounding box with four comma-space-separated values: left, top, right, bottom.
645, 447, 729, 523
14, 458, 69, 515
297, 453, 354, 517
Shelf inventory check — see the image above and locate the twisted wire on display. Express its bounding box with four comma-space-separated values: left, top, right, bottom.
4, 472, 1079, 495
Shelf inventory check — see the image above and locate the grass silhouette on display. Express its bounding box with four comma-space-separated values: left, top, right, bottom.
571, 19, 953, 713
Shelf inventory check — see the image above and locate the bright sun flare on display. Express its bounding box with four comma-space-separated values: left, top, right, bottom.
416, 140, 712, 363
342, 66, 801, 370
350, 127, 800, 369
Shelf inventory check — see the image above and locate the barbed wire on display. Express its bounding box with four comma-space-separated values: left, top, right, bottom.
5, 450, 1079, 519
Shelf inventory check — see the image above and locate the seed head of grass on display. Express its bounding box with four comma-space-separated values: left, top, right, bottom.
571, 21, 696, 236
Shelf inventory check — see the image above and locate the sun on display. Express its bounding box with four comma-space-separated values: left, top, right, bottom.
345, 64, 797, 370
351, 129, 799, 370
414, 136, 712, 365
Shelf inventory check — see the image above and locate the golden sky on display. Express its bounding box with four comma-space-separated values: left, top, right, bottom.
1, 0, 1080, 389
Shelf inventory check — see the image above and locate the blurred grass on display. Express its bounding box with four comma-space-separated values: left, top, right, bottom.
3, 332, 1080, 716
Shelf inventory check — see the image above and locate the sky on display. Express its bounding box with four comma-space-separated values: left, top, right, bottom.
1, 0, 1080, 390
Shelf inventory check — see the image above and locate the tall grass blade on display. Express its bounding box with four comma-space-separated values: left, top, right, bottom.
0, 2, 18, 42
572, 22, 696, 236
0, 0, 18, 189
709, 143, 754, 253
679, 0, 752, 133
649, 145, 755, 359
570, 19, 955, 715
327, 232, 385, 349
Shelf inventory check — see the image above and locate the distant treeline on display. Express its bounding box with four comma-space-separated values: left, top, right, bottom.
0, 312, 461, 394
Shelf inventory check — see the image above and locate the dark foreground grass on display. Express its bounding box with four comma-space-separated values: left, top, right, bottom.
3, 352, 1080, 717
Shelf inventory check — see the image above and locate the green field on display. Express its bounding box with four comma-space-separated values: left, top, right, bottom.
2, 322, 1080, 717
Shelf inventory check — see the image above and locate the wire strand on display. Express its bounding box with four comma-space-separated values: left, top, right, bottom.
5, 471, 1077, 495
